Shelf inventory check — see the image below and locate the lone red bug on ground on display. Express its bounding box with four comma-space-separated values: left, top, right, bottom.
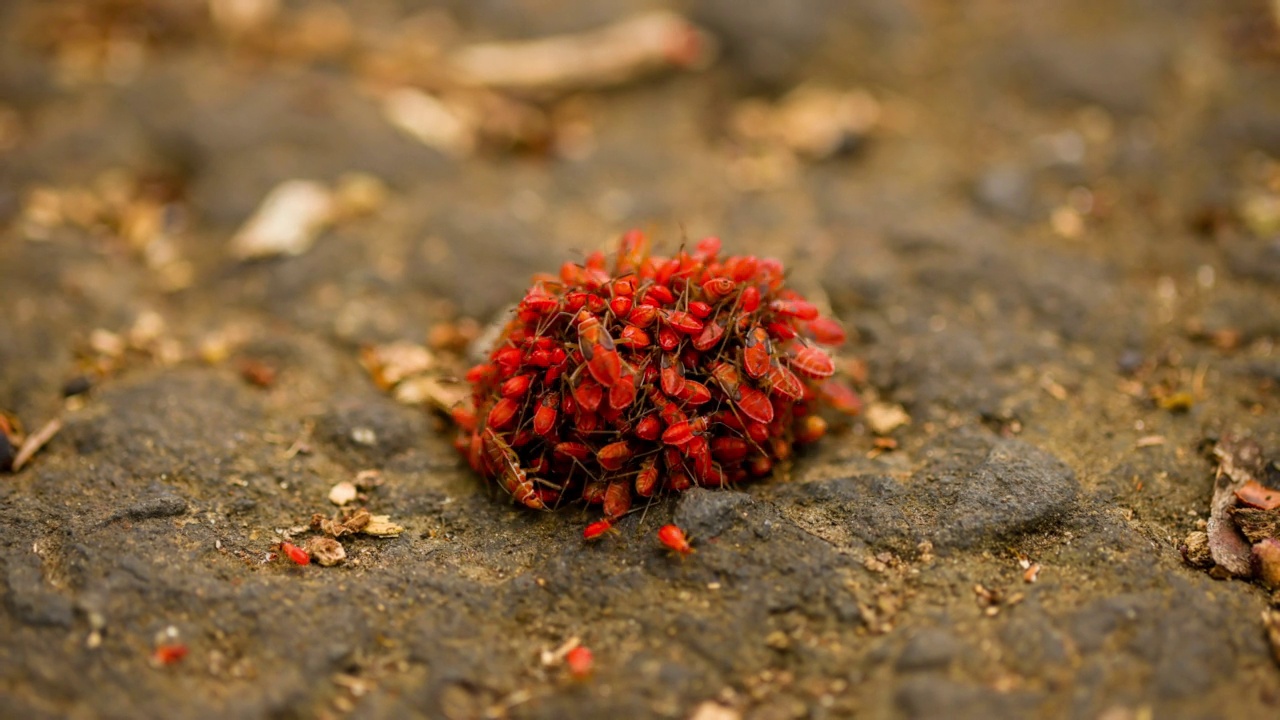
658, 524, 694, 555
152, 643, 189, 666
565, 646, 594, 679
280, 541, 310, 565
452, 230, 861, 534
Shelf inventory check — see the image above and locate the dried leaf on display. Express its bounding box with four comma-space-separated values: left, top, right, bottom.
1236, 480, 1280, 510
1180, 531, 1214, 568
363, 515, 404, 537
305, 537, 347, 567
1208, 436, 1265, 576
1232, 507, 1280, 543
11, 418, 62, 472
229, 180, 333, 259
1254, 539, 1280, 590
449, 11, 715, 93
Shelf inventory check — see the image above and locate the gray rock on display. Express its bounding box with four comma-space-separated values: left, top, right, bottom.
895, 629, 963, 672
314, 395, 428, 468
776, 432, 1079, 551
673, 487, 753, 539
972, 164, 1037, 221
924, 434, 1078, 549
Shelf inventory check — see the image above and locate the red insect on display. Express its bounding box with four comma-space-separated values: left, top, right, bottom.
583, 518, 614, 540
662, 416, 709, 446
658, 524, 694, 555
152, 643, 190, 666
633, 415, 662, 441
660, 354, 684, 396
566, 646, 594, 679
678, 380, 712, 406
534, 392, 560, 436
597, 441, 633, 471
663, 310, 703, 334
735, 386, 774, 424
692, 319, 724, 351
608, 373, 637, 411
486, 397, 519, 430
742, 327, 772, 379
806, 316, 847, 345
573, 377, 603, 413
575, 310, 622, 387
635, 457, 660, 496
789, 345, 835, 379
280, 541, 310, 566
618, 325, 650, 348
483, 428, 544, 509
603, 480, 631, 519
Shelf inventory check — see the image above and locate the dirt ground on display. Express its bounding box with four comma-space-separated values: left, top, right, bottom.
3, 1, 1280, 718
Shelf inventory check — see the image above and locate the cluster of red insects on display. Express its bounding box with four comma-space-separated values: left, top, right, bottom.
452, 230, 860, 537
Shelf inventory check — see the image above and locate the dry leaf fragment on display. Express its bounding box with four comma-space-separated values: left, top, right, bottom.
1236, 480, 1280, 510
382, 88, 475, 156
1231, 507, 1280, 543
360, 342, 435, 389
11, 419, 62, 472
364, 515, 404, 537
306, 537, 347, 567
1208, 436, 1263, 576
864, 403, 910, 435
229, 180, 334, 259
449, 10, 715, 93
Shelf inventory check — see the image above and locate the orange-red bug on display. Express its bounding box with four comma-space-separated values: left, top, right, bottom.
583, 519, 614, 540
482, 428, 544, 509
662, 416, 709, 446
789, 345, 835, 379
736, 386, 775, 424
664, 310, 703, 334
710, 436, 750, 463
678, 379, 712, 406
742, 327, 772, 379
635, 457, 660, 496
566, 646, 594, 679
597, 440, 633, 471
770, 299, 819, 320
627, 304, 660, 327
533, 392, 560, 436
608, 373, 637, 411
702, 277, 735, 300
633, 415, 663, 441
795, 414, 828, 444
806, 316, 847, 345
280, 541, 310, 565
763, 362, 805, 401
693, 319, 724, 351
152, 643, 190, 665
658, 524, 694, 555
660, 354, 683, 396
573, 377, 603, 413
575, 311, 622, 387
818, 378, 862, 415
603, 480, 632, 519
618, 325, 651, 348
486, 397, 520, 430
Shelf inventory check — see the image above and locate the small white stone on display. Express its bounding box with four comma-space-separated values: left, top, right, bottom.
329, 481, 358, 506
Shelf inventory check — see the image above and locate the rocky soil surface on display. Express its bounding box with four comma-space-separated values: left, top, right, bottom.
2, 1, 1279, 718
